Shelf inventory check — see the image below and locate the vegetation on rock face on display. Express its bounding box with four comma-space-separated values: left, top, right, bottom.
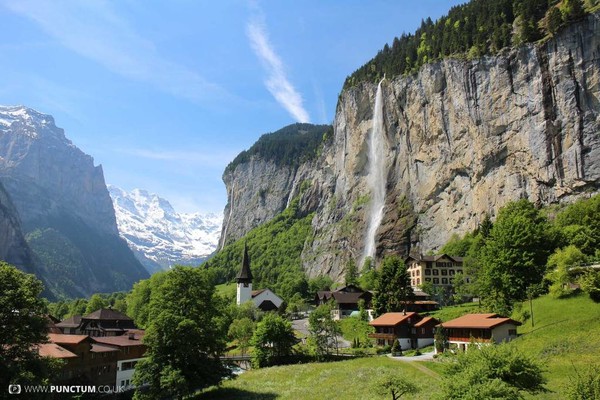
344, 0, 591, 88
225, 123, 332, 173
202, 198, 313, 301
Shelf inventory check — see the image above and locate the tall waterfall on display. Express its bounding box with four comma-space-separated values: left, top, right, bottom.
361, 79, 387, 265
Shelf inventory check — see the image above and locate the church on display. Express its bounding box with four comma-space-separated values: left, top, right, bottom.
236, 244, 284, 312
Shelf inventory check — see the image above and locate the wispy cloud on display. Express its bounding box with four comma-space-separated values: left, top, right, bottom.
247, 13, 310, 123
1, 0, 230, 104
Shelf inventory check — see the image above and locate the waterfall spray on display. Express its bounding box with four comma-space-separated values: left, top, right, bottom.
361, 79, 387, 265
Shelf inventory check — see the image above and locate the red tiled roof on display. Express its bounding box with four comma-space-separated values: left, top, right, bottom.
369, 312, 418, 327
439, 313, 522, 329
48, 333, 90, 345
92, 334, 145, 348
91, 343, 120, 353
414, 316, 438, 327
37, 343, 78, 359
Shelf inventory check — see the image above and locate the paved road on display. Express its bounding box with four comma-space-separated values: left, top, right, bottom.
388, 350, 436, 361
291, 318, 351, 348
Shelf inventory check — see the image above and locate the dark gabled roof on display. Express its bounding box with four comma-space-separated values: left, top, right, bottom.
334, 284, 364, 293
82, 309, 133, 321
236, 243, 253, 282
56, 315, 82, 328
331, 291, 370, 305
405, 254, 464, 263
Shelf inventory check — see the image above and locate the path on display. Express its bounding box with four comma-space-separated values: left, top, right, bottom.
388, 351, 440, 379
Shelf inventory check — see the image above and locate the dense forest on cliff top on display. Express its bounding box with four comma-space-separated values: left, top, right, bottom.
344, 0, 599, 88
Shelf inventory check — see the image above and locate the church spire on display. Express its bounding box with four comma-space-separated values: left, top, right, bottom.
236, 242, 252, 283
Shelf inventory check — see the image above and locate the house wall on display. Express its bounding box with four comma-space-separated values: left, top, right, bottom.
417, 338, 434, 348
237, 282, 252, 305
116, 357, 144, 389
491, 323, 518, 343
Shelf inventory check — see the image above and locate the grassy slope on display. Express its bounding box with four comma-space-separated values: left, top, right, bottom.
198, 294, 599, 399
197, 357, 440, 400
513, 293, 600, 399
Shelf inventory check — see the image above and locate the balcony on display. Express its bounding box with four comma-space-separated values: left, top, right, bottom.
368, 333, 396, 340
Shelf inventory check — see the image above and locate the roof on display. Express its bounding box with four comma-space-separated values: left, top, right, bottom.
91, 343, 120, 353
251, 289, 266, 297
439, 313, 522, 329
92, 334, 145, 348
37, 343, 78, 359
236, 243, 253, 282
369, 312, 418, 327
406, 254, 464, 263
414, 316, 438, 327
56, 315, 82, 328
48, 333, 90, 345
82, 309, 133, 321
331, 291, 368, 304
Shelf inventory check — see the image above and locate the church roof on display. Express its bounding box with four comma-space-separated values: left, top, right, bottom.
236, 243, 253, 282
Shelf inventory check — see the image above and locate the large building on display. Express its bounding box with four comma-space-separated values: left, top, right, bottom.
405, 254, 466, 289
56, 308, 137, 337
368, 312, 439, 349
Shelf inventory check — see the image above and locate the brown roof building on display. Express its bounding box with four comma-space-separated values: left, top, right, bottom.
315, 285, 373, 320
56, 309, 137, 337
368, 312, 439, 350
436, 313, 521, 353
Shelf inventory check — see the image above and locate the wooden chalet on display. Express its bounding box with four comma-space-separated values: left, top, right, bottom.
368, 312, 439, 350
436, 313, 521, 352
315, 284, 373, 320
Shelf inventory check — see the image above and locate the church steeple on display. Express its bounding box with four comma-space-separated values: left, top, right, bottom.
236, 242, 252, 283
236, 243, 252, 305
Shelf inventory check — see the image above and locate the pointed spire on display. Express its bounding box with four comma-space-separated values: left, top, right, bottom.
236, 242, 252, 283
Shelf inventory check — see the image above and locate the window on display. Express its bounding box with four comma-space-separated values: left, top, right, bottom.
432, 269, 439, 275
442, 278, 448, 284
425, 277, 431, 282
416, 278, 420, 285
449, 269, 455, 275
441, 269, 448, 276
508, 329, 517, 336
424, 269, 431, 276
426, 262, 432, 268
456, 269, 463, 274
421, 328, 426, 334
433, 278, 439, 284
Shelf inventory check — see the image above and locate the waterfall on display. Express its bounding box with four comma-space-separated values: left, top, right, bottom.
361, 79, 387, 265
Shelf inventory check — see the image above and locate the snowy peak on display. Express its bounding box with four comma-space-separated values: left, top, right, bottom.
108, 185, 222, 272
0, 105, 67, 141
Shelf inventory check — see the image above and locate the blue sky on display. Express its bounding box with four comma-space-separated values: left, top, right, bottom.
0, 0, 464, 214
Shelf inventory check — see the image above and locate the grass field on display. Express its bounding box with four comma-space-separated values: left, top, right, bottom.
198, 293, 599, 399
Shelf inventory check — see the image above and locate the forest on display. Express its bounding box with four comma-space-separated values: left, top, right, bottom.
344, 0, 599, 88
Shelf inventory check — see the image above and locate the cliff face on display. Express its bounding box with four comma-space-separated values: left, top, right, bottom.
0, 106, 148, 298
220, 14, 600, 280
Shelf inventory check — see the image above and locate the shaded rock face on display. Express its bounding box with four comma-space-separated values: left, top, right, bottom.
222, 14, 600, 281
0, 106, 148, 298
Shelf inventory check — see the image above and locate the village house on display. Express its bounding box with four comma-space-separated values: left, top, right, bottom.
314, 284, 373, 320
236, 244, 284, 311
92, 330, 146, 389
56, 308, 137, 337
405, 254, 466, 290
368, 312, 439, 350
435, 313, 521, 353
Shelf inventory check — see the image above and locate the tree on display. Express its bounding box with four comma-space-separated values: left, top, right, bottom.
373, 256, 414, 315
434, 327, 448, 354
560, 0, 586, 21
359, 257, 379, 290
544, 6, 563, 36
126, 270, 168, 329
374, 370, 419, 400
308, 303, 340, 359
344, 259, 359, 286
578, 270, 600, 302
478, 200, 553, 314
546, 245, 587, 298
0, 263, 61, 398
251, 313, 296, 368
439, 344, 546, 399
308, 275, 333, 297
85, 293, 107, 314
133, 266, 229, 399
228, 318, 255, 355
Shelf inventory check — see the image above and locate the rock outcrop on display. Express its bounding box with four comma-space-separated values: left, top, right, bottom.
221, 14, 600, 281
0, 106, 148, 298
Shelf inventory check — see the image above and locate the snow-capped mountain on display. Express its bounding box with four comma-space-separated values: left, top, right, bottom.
108, 185, 222, 273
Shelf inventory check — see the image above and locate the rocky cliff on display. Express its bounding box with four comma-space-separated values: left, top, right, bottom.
0, 106, 148, 298
220, 14, 600, 281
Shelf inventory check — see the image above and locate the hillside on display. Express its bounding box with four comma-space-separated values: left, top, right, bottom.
0, 106, 148, 299
196, 294, 600, 399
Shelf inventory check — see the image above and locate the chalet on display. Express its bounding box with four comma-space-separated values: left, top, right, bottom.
368, 312, 439, 350
56, 309, 137, 337
314, 284, 373, 320
405, 254, 466, 289
436, 313, 521, 353
236, 243, 284, 311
